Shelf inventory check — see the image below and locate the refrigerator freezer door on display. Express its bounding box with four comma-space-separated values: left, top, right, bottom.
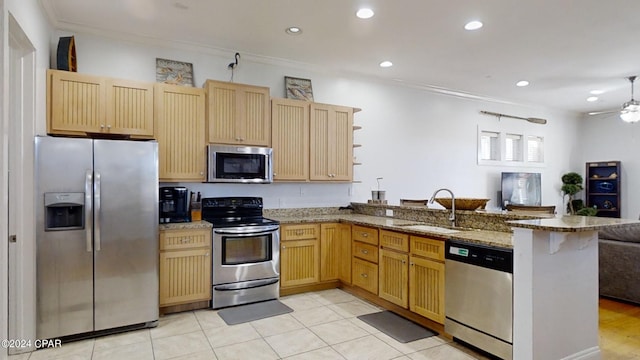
35, 136, 94, 339
93, 140, 159, 331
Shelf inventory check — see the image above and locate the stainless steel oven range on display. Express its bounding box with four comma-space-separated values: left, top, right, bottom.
202, 197, 280, 309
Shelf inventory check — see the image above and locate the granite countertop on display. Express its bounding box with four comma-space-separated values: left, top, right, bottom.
270, 214, 514, 248
159, 220, 213, 231
508, 215, 640, 232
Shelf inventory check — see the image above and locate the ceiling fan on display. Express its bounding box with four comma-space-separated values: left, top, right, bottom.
589, 76, 640, 122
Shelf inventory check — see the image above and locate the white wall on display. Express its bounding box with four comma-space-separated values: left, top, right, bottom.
579, 113, 640, 219
53, 31, 583, 211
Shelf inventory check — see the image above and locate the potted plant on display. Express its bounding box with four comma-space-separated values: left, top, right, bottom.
561, 172, 584, 215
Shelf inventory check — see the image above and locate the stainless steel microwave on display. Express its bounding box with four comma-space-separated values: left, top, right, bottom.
207, 145, 273, 183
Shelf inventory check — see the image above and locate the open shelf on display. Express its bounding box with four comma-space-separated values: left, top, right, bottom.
586, 161, 620, 218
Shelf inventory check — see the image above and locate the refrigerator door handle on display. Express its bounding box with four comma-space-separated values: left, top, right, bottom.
94, 171, 101, 251
85, 170, 93, 252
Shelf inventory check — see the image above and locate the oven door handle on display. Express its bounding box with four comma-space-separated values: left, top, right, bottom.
213, 225, 280, 235
213, 278, 279, 291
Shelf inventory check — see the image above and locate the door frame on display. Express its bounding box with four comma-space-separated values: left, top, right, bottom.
6, 12, 36, 355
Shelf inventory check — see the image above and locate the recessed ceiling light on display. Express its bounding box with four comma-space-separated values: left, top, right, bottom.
590, 89, 604, 95
464, 20, 483, 31
587, 96, 598, 102
356, 8, 374, 19
285, 27, 302, 35
379, 61, 393, 68
516, 80, 530, 87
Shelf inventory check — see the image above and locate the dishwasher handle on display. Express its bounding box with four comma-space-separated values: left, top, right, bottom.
446, 240, 513, 273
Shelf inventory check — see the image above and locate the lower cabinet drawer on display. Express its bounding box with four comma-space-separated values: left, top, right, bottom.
352, 258, 378, 294
353, 241, 378, 263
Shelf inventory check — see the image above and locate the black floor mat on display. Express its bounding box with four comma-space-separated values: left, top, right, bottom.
218, 300, 293, 325
357, 311, 438, 343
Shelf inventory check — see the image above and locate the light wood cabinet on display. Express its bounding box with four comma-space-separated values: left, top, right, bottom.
352, 225, 379, 294
320, 223, 341, 281
352, 225, 379, 246
47, 69, 154, 138
280, 224, 320, 288
159, 228, 212, 307
205, 80, 270, 146
379, 249, 409, 308
310, 103, 353, 181
338, 224, 352, 284
378, 230, 410, 308
409, 236, 446, 324
352, 258, 378, 294
155, 83, 206, 182
319, 223, 351, 283
271, 98, 310, 181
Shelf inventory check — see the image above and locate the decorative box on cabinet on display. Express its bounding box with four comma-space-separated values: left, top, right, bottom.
159, 228, 212, 308
351, 225, 379, 294
280, 224, 320, 288
47, 69, 154, 138
409, 235, 446, 324
155, 83, 206, 182
586, 161, 621, 218
204, 79, 270, 146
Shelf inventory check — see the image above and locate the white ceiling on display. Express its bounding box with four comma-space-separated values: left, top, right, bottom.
41, 0, 640, 115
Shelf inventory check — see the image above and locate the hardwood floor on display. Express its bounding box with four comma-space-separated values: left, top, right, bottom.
600, 297, 640, 359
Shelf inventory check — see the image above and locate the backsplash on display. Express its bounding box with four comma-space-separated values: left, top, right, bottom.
350, 202, 545, 232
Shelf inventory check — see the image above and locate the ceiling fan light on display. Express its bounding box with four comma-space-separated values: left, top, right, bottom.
620, 110, 640, 123
622, 100, 640, 112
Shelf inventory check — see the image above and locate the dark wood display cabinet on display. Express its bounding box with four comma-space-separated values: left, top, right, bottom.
585, 161, 621, 218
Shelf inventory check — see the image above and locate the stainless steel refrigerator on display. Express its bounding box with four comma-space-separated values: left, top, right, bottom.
35, 136, 159, 339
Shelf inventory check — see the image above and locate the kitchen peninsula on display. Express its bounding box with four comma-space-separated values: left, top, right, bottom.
265, 203, 640, 360
509, 216, 639, 360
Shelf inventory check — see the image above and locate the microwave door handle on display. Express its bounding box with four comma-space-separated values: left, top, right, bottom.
94, 171, 101, 251
85, 170, 93, 252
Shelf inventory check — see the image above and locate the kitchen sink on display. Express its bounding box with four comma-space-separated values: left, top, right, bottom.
396, 224, 461, 234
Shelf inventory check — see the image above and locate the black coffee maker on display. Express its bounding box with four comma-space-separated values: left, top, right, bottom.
159, 187, 190, 223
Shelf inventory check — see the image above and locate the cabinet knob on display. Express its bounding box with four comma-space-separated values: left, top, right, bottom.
200, 171, 204, 175
273, 173, 277, 177
362, 233, 368, 237
410, 263, 414, 266
100, 124, 105, 129
107, 125, 111, 129
205, 253, 209, 257
361, 273, 368, 278
362, 249, 368, 254
282, 245, 286, 249
402, 260, 406, 264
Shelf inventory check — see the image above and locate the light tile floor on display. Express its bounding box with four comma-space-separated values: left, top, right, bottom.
8, 289, 489, 360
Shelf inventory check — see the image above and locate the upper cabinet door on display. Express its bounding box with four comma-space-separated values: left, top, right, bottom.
271, 98, 309, 181
155, 83, 206, 182
106, 78, 154, 137
48, 70, 107, 134
47, 69, 154, 138
205, 80, 270, 146
310, 103, 353, 181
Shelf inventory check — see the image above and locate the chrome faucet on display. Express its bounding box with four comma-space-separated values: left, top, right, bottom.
429, 188, 456, 227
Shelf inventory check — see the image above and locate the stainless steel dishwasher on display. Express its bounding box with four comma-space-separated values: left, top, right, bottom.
445, 240, 513, 360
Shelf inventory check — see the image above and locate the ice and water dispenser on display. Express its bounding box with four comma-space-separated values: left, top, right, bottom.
44, 192, 84, 231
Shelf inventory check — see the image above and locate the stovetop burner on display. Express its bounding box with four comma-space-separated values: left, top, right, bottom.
201, 196, 278, 228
